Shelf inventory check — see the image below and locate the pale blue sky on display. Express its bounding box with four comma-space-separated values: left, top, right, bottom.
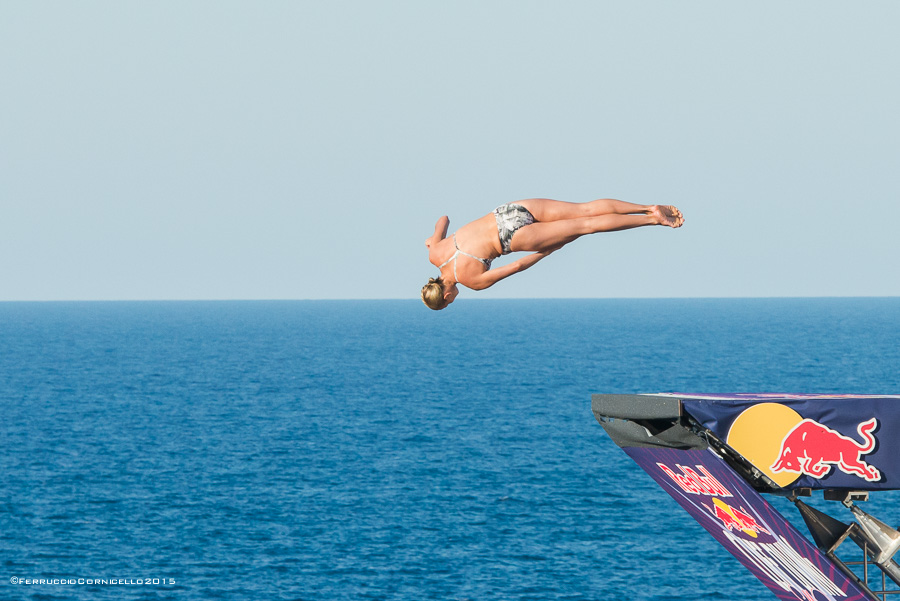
2, 1, 898, 300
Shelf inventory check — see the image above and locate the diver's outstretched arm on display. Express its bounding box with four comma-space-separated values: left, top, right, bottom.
467, 251, 553, 290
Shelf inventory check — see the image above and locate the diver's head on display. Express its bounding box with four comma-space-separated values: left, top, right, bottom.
421, 277, 457, 310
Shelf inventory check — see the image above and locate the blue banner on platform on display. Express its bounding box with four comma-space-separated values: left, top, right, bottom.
625, 446, 871, 601
673, 394, 900, 491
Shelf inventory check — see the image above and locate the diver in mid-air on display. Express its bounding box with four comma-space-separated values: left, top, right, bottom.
422, 198, 684, 310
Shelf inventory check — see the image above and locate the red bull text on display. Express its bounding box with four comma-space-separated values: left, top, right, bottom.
657, 463, 733, 497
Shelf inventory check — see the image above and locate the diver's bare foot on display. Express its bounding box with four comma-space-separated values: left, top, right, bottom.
651, 205, 684, 228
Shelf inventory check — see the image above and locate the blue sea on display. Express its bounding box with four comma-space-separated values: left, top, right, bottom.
3, 299, 900, 601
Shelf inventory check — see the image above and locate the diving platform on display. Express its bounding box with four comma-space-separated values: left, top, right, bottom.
593, 393, 900, 601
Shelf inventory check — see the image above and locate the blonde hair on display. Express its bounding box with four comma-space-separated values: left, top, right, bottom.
421, 277, 447, 310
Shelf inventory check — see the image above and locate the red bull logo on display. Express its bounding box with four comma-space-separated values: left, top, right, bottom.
708, 498, 774, 541
770, 417, 881, 482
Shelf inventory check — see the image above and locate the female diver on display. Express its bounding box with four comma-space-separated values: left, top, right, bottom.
422, 198, 684, 310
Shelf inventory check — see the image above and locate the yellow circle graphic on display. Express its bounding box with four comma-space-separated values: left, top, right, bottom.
726, 403, 804, 488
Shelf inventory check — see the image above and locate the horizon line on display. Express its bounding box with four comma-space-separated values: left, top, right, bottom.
2, 295, 899, 303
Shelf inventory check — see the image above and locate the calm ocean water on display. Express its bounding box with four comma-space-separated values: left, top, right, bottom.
2, 298, 900, 601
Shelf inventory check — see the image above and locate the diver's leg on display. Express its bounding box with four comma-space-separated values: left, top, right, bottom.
509, 213, 661, 253
515, 198, 659, 222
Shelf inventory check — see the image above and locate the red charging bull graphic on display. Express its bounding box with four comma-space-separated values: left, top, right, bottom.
771, 418, 881, 482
